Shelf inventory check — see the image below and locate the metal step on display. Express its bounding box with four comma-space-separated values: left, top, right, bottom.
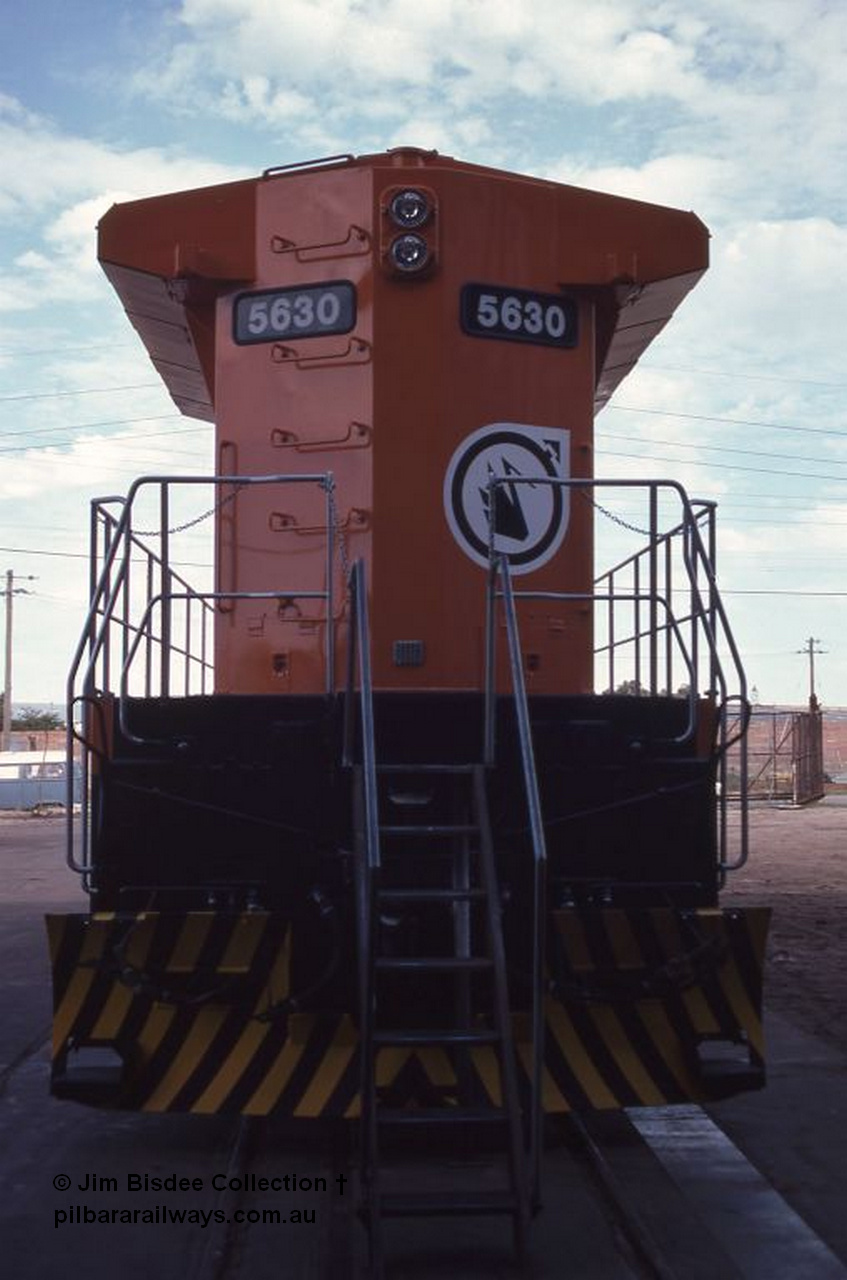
373, 1028, 500, 1047
377, 887, 485, 904
375, 956, 492, 973
379, 1190, 517, 1218
377, 763, 477, 775
355, 757, 529, 1270
380, 823, 478, 837
376, 1106, 509, 1127
385, 789, 435, 807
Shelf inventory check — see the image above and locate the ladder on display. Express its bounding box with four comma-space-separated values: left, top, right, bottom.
356, 760, 529, 1276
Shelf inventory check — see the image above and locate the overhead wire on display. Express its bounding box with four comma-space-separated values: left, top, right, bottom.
0, 543, 212, 569
605, 404, 846, 440
0, 413, 181, 441
596, 430, 847, 469
2, 362, 843, 584
0, 427, 210, 458
4, 418, 843, 488
0, 343, 134, 357
597, 447, 847, 485
0, 382, 160, 403
642, 364, 847, 390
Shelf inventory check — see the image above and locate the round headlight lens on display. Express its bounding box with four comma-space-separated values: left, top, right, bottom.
389, 234, 430, 273
389, 188, 431, 228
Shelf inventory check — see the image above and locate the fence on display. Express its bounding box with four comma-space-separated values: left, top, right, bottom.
725, 706, 824, 805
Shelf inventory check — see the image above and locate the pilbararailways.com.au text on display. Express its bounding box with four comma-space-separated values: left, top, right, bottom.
56, 1204, 317, 1229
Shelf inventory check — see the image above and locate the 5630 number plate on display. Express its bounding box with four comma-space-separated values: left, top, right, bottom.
460, 283, 578, 349
233, 281, 356, 345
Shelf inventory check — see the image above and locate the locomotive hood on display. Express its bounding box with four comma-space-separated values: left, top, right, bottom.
97, 147, 708, 422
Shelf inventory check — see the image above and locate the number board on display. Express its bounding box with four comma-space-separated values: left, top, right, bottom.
460, 284, 578, 349
233, 281, 356, 345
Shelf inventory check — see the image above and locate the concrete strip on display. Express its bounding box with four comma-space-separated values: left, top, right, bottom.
630, 1105, 847, 1280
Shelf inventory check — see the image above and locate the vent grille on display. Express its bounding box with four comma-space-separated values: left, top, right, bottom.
392, 640, 425, 667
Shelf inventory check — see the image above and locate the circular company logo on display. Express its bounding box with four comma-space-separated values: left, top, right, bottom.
443, 423, 571, 574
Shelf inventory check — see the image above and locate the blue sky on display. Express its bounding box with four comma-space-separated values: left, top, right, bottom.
1, 0, 846, 708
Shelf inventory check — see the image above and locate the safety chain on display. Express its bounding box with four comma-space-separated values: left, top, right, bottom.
577, 488, 653, 537
323, 475, 351, 586
132, 477, 352, 595
133, 484, 247, 538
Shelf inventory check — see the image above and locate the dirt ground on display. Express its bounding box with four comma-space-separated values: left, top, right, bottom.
723, 796, 847, 1052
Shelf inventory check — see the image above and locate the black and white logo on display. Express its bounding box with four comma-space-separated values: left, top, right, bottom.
443, 423, 570, 574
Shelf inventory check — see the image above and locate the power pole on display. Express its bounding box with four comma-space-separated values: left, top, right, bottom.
796, 636, 826, 710
2, 570, 36, 751
2, 571, 12, 751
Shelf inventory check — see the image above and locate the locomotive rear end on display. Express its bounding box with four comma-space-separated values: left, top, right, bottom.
49, 148, 767, 1252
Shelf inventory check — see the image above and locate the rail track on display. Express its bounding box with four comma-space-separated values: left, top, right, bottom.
0, 1021, 51, 1100
1, 1003, 846, 1278
164, 1100, 847, 1280
571, 1107, 847, 1280
2, 817, 846, 1278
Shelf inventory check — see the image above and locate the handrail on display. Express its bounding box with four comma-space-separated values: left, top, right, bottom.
501, 476, 744, 700
483, 475, 749, 876
66, 471, 336, 877
88, 500, 218, 697
488, 553, 548, 1210
482, 476, 749, 1191
493, 558, 548, 876
342, 558, 380, 1227
70, 472, 335, 702
343, 560, 380, 873
494, 589, 700, 747
118, 589, 331, 746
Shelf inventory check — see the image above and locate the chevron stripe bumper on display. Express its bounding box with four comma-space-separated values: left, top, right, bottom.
539, 905, 770, 1108
47, 910, 296, 1114
47, 905, 768, 1114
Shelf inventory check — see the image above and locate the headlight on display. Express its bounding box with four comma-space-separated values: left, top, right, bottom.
389, 188, 431, 229
389, 234, 430, 273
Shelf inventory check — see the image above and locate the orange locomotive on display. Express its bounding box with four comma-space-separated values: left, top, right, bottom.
50, 149, 766, 1259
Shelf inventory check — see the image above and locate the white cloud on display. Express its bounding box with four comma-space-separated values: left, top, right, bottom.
0, 96, 242, 220
0, 424, 211, 501
0, 95, 247, 318
688, 216, 847, 380
2, 1, 845, 704
545, 153, 736, 223
218, 77, 312, 124
0, 415, 216, 704
140, 0, 710, 112
123, 0, 846, 228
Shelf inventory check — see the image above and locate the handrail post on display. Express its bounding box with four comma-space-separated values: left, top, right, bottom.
101, 520, 113, 694
353, 562, 380, 874
484, 560, 497, 765
686, 518, 699, 698
325, 477, 335, 695
706, 502, 719, 697
607, 567, 615, 695
160, 481, 171, 699
664, 533, 673, 695
649, 485, 658, 695
342, 558, 381, 1242
342, 569, 358, 769
633, 556, 642, 693
341, 558, 380, 867
497, 554, 547, 1210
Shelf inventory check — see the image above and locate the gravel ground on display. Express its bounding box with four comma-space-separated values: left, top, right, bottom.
723, 795, 847, 1053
